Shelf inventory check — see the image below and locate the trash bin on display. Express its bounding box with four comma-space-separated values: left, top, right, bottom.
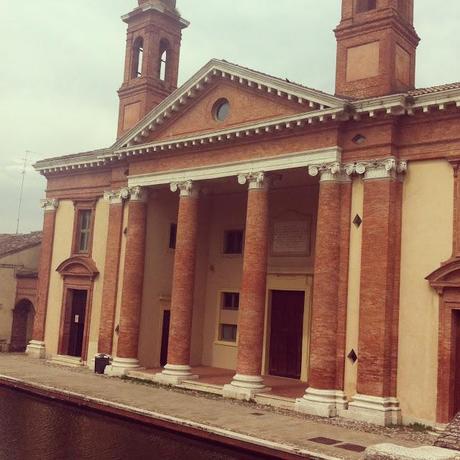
94, 354, 111, 374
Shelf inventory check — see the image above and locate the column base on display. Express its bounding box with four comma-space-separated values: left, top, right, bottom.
153, 364, 198, 385
295, 387, 348, 418
105, 357, 141, 376
223, 374, 270, 401
26, 340, 46, 359
342, 394, 402, 426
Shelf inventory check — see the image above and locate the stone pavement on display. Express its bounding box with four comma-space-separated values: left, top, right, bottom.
436, 413, 460, 451
0, 354, 435, 460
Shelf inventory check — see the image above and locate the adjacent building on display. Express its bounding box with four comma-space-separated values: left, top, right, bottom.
0, 233, 41, 352
28, 0, 460, 427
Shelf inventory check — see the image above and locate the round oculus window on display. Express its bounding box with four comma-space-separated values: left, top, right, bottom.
213, 99, 230, 122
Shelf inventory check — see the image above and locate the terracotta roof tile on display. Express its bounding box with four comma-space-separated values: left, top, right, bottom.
0, 232, 42, 258
409, 82, 460, 96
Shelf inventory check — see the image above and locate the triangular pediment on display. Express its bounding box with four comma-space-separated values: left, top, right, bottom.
113, 59, 346, 149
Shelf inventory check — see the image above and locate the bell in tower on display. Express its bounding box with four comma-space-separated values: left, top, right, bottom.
335, 0, 420, 99
117, 0, 189, 138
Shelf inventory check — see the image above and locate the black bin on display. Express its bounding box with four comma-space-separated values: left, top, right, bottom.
94, 354, 111, 374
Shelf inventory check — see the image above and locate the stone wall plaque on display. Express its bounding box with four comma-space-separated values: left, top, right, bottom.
271, 218, 311, 257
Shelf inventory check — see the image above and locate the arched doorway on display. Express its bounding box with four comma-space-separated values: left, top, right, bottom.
10, 299, 35, 352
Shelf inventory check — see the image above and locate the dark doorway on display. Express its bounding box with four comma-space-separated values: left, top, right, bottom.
454, 310, 460, 416
10, 300, 35, 352
160, 310, 171, 367
66, 290, 88, 358
269, 290, 305, 379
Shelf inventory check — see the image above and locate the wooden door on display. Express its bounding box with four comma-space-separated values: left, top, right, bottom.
67, 290, 87, 357
160, 310, 171, 367
454, 310, 460, 415
269, 290, 305, 379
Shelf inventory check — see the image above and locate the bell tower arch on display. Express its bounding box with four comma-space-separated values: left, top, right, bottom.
117, 0, 189, 138
335, 0, 419, 99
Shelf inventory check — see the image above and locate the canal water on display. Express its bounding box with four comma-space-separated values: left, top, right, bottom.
0, 386, 274, 460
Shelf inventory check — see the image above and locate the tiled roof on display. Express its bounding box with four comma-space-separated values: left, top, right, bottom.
409, 82, 460, 96
0, 232, 42, 258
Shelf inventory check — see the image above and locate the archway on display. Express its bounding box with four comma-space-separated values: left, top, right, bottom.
10, 299, 35, 352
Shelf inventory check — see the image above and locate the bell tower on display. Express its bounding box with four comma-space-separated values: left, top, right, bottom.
335, 0, 419, 99
117, 0, 189, 138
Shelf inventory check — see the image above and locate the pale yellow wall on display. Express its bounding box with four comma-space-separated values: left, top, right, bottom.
44, 201, 73, 356
344, 178, 363, 398
0, 245, 40, 346
398, 160, 453, 425
201, 184, 318, 371
138, 189, 178, 368
86, 198, 109, 361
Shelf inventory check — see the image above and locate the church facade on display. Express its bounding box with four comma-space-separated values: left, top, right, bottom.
28, 0, 460, 427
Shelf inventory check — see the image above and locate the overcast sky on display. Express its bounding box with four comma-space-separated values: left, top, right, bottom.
1, 0, 459, 234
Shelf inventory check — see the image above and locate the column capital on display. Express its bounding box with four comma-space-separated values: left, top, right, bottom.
308, 162, 350, 183
237, 172, 269, 190
129, 186, 148, 202
104, 188, 130, 205
40, 198, 59, 212
170, 180, 199, 197
345, 157, 407, 181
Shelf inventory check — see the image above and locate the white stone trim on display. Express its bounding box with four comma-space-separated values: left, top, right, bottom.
129, 186, 148, 202
237, 172, 268, 190
295, 388, 348, 418
40, 198, 59, 212
154, 364, 198, 385
26, 340, 46, 359
128, 147, 341, 188
346, 157, 408, 181
342, 393, 402, 426
105, 357, 141, 376
103, 188, 130, 205
170, 180, 199, 197
223, 374, 270, 401
308, 162, 351, 183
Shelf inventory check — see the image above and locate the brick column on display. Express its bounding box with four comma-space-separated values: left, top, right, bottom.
296, 163, 349, 417
27, 198, 59, 359
108, 186, 147, 375
156, 180, 200, 385
97, 189, 128, 355
223, 172, 270, 400
346, 158, 406, 426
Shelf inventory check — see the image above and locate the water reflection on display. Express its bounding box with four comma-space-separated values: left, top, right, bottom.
0, 386, 268, 460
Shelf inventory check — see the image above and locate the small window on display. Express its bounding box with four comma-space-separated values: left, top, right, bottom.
222, 292, 240, 311
223, 230, 243, 255
219, 324, 237, 342
213, 99, 230, 122
356, 0, 377, 13
159, 38, 170, 81
169, 223, 177, 249
132, 37, 144, 78
77, 210, 92, 253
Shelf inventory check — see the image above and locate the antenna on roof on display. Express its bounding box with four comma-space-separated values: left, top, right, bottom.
15, 150, 29, 235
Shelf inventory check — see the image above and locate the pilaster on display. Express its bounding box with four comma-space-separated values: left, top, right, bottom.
27, 198, 59, 359
343, 157, 406, 426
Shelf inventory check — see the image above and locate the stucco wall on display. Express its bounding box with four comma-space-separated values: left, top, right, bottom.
86, 198, 109, 361
344, 178, 363, 398
398, 160, 453, 425
44, 200, 73, 355
0, 245, 40, 347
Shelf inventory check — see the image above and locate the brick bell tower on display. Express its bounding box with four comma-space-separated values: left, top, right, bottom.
117, 0, 189, 138
335, 0, 420, 99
